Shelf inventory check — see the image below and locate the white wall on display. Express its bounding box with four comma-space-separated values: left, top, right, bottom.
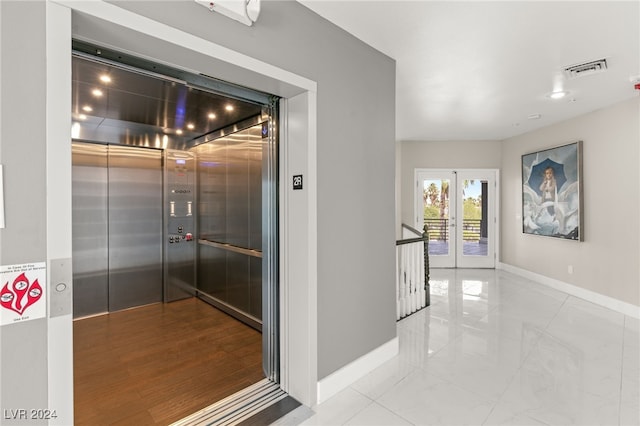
396, 141, 402, 238
0, 2, 74, 424
1, 0, 50, 418
501, 97, 639, 307
399, 140, 502, 229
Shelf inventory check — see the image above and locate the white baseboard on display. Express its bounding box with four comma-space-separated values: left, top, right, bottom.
316, 337, 399, 404
497, 262, 640, 319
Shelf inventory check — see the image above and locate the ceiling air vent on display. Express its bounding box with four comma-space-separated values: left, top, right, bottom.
564, 59, 608, 79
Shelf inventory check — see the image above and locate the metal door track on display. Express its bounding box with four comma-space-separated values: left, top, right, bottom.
171, 379, 287, 426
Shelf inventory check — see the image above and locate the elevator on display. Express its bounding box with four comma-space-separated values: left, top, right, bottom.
71, 122, 271, 327
70, 41, 280, 422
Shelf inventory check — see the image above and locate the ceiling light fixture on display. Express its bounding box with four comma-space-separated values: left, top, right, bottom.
176, 129, 183, 135
99, 75, 112, 83
208, 113, 216, 119
225, 105, 234, 111
82, 105, 93, 112
548, 90, 569, 100
92, 89, 103, 97
187, 123, 195, 130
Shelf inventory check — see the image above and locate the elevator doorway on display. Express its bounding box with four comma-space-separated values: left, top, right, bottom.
71, 43, 280, 423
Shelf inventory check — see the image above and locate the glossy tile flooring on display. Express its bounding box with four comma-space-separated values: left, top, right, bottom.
274, 269, 639, 425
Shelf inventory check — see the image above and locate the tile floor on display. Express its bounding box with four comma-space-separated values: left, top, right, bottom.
273, 268, 640, 425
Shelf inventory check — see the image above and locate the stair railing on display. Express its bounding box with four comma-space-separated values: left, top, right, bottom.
395, 224, 430, 320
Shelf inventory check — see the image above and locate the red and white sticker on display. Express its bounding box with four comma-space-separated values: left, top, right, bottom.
0, 262, 46, 326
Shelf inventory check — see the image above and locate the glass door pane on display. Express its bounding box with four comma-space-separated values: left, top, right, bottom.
456, 170, 495, 268
416, 170, 456, 268
461, 179, 486, 256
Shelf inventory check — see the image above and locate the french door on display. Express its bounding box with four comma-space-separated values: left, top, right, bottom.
415, 169, 497, 268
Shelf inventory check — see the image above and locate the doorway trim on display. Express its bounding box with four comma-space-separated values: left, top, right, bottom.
414, 168, 500, 268
48, 1, 319, 421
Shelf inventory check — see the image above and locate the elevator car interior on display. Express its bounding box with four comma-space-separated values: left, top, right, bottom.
70, 41, 279, 424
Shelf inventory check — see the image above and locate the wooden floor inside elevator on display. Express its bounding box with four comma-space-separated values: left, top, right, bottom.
73, 297, 264, 425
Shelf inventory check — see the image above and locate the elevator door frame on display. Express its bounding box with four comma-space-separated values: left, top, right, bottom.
50, 2, 319, 414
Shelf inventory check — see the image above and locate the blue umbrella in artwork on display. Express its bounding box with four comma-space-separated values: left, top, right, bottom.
528, 158, 567, 197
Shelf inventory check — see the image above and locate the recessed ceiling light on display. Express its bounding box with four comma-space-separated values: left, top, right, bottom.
82, 105, 93, 112
176, 129, 183, 135
92, 89, 103, 97
78, 114, 87, 120
99, 75, 111, 83
548, 90, 569, 100
225, 105, 234, 111
187, 123, 195, 130
208, 113, 216, 119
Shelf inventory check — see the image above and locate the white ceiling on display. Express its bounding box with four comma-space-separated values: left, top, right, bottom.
297, 1, 640, 141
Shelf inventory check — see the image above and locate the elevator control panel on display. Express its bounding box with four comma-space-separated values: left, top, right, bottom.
168, 227, 193, 243
165, 150, 196, 301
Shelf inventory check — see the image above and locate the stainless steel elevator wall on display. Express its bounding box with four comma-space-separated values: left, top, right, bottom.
72, 143, 109, 317
72, 143, 163, 318
108, 146, 163, 311
195, 124, 264, 326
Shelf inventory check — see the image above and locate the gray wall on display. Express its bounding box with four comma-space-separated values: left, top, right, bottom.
501, 97, 639, 307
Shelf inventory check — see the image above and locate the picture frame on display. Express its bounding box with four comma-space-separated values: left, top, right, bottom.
521, 141, 583, 241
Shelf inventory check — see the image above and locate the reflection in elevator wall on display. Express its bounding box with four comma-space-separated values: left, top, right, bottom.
72, 143, 109, 317
72, 142, 163, 318
195, 124, 264, 329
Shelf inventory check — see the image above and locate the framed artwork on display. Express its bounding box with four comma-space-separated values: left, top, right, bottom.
521, 141, 583, 241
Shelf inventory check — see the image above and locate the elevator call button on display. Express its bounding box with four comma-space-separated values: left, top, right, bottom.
169, 233, 193, 243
